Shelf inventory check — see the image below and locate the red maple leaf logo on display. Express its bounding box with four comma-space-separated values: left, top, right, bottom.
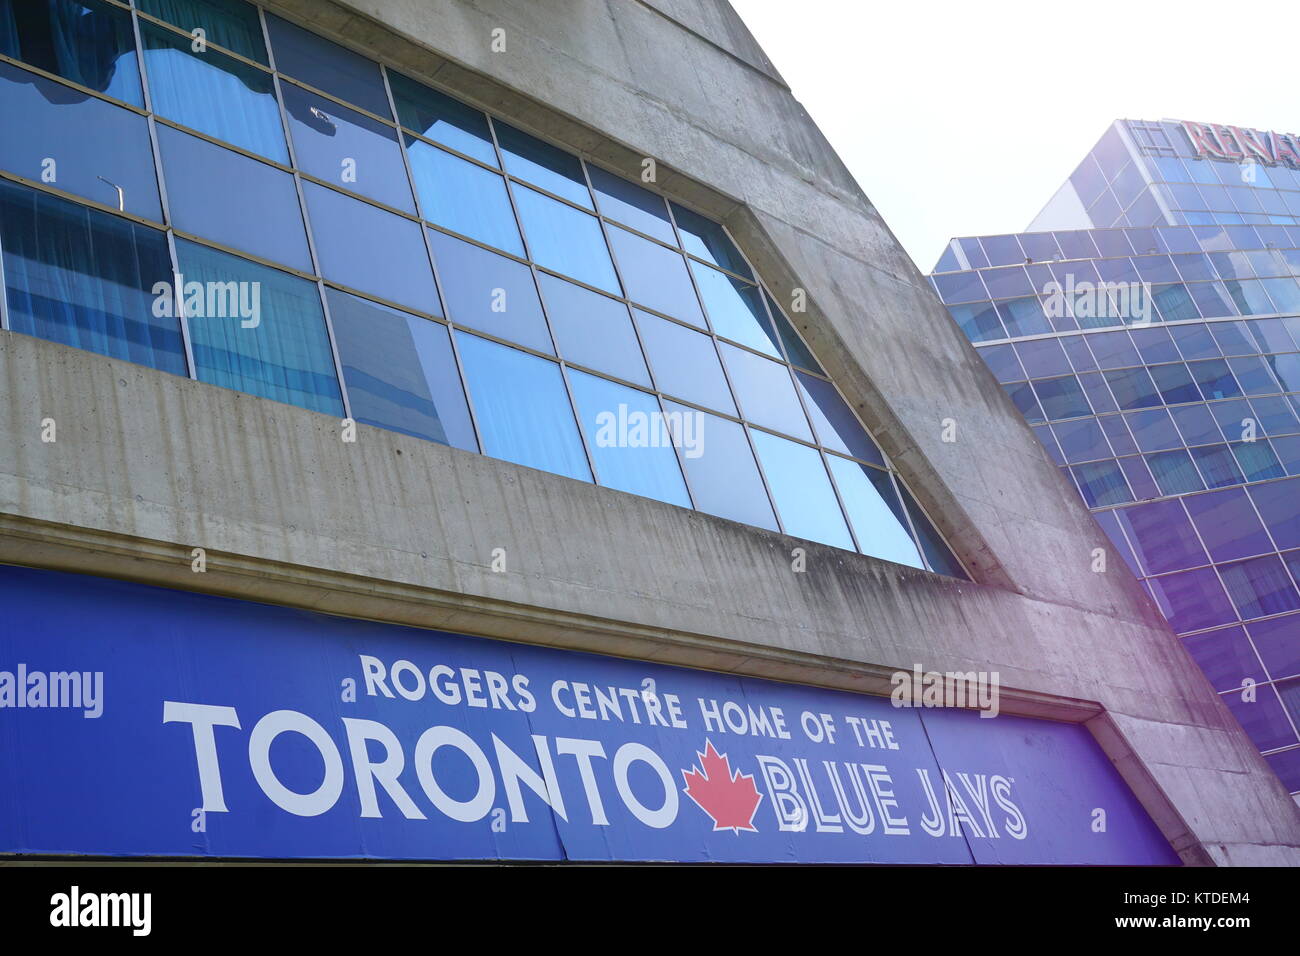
681, 740, 763, 833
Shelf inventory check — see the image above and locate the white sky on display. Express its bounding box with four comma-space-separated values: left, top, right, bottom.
729, 0, 1299, 272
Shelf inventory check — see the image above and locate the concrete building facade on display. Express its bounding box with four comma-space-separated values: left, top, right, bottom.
0, 1, 1297, 863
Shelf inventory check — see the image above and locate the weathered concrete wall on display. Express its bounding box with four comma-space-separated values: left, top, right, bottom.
0, 0, 1297, 863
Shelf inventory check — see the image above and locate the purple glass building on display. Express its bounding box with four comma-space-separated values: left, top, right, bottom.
932, 118, 1300, 802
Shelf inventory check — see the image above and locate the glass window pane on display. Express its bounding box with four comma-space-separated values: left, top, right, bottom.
1185, 487, 1273, 563
568, 370, 690, 507
1146, 567, 1237, 633
137, 0, 267, 63
1181, 626, 1264, 693
1033, 375, 1092, 420
427, 229, 550, 353
635, 311, 735, 415
536, 273, 648, 386
1072, 459, 1132, 507
0, 60, 161, 221
895, 483, 966, 577
662, 401, 775, 531
493, 121, 592, 208
326, 289, 475, 451
606, 225, 705, 326
1248, 478, 1300, 550
281, 82, 414, 213
825, 456, 923, 568
691, 261, 779, 356
588, 165, 674, 244
1113, 499, 1205, 575
1219, 555, 1300, 620
512, 184, 619, 294
406, 138, 522, 256
140, 22, 286, 163
176, 239, 343, 415
1146, 449, 1205, 495
0, 0, 141, 104
1231, 440, 1285, 482
454, 332, 591, 482
302, 182, 438, 313
1189, 444, 1245, 489
1104, 367, 1162, 410
765, 291, 822, 373
1247, 615, 1300, 681
795, 371, 883, 464
263, 13, 388, 117
669, 202, 751, 279
1220, 684, 1297, 752
0, 180, 185, 374
387, 71, 497, 166
158, 125, 310, 272
750, 430, 853, 549
720, 343, 813, 441
948, 301, 1005, 343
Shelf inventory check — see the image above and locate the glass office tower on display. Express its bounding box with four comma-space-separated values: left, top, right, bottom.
932, 118, 1300, 801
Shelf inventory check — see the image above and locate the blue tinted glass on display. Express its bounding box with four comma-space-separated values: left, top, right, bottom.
159, 125, 310, 272
1033, 375, 1091, 420
669, 202, 751, 278
1003, 382, 1044, 423
1231, 441, 1285, 482
1146, 363, 1200, 405
825, 456, 923, 568
512, 184, 619, 293
0, 60, 161, 221
454, 333, 590, 482
635, 311, 735, 414
1170, 323, 1221, 360
894, 484, 965, 577
1182, 627, 1264, 693
1088, 330, 1140, 368
1190, 442, 1248, 489
427, 229, 549, 353
1185, 487, 1272, 563
690, 262, 778, 356
568, 371, 690, 508
606, 225, 704, 326
176, 240, 342, 415
662, 401, 774, 531
1015, 339, 1071, 377
1125, 408, 1180, 452
1053, 418, 1111, 462
387, 71, 497, 167
1146, 567, 1237, 633
1147, 449, 1205, 495
537, 274, 648, 386
1221, 685, 1297, 751
281, 82, 413, 213
1170, 403, 1222, 445
1130, 327, 1179, 364
137, 0, 267, 63
1189, 359, 1242, 399
765, 291, 822, 372
1072, 459, 1132, 507
933, 271, 987, 304
1248, 477, 1300, 549
493, 122, 591, 208
720, 343, 812, 440
947, 301, 1004, 342
406, 138, 522, 256
588, 165, 675, 244
1114, 499, 1205, 575
1077, 372, 1117, 415
750, 430, 852, 549
1104, 367, 1161, 409
0, 180, 184, 374
996, 296, 1051, 336
141, 23, 286, 163
326, 290, 475, 451
1229, 356, 1279, 396
796, 371, 883, 464
0, 0, 141, 104
1248, 615, 1300, 680
263, 14, 389, 117
1220, 555, 1300, 620
979, 344, 1024, 383
303, 182, 438, 313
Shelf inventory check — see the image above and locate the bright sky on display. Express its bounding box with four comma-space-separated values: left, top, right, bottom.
730, 0, 1298, 273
